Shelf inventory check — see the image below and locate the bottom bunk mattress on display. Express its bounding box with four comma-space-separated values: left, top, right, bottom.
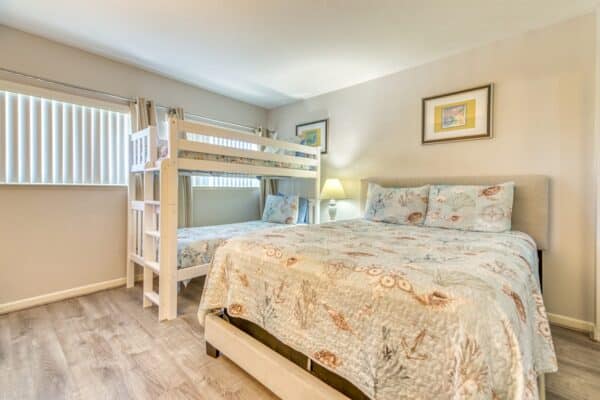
199, 219, 557, 400
177, 220, 286, 269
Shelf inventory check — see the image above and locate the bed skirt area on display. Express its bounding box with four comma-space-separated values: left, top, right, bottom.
209, 310, 368, 399
206, 310, 547, 400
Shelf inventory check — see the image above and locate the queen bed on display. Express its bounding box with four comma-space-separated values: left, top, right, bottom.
198, 175, 556, 400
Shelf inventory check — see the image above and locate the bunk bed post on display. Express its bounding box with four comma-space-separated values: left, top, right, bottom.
142, 168, 156, 308
126, 170, 136, 288
314, 151, 321, 224
158, 117, 179, 321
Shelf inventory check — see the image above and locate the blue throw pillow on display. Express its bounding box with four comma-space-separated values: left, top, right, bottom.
297, 196, 309, 223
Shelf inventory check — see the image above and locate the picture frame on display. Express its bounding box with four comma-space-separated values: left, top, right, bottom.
296, 119, 328, 154
422, 84, 493, 144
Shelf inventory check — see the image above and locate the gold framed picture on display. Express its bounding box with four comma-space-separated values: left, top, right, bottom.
296, 119, 328, 154
422, 84, 492, 144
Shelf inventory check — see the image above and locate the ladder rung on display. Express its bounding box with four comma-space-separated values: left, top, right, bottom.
144, 166, 159, 172
143, 291, 160, 306
144, 200, 160, 206
130, 201, 145, 211
130, 253, 144, 265
145, 260, 160, 274
145, 230, 160, 239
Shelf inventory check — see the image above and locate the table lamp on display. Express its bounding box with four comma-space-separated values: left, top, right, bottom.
320, 178, 346, 221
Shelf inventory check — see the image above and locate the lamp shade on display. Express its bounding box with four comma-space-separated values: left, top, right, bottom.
320, 179, 346, 200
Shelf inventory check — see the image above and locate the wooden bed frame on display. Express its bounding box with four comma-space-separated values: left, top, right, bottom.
203, 175, 551, 400
126, 117, 321, 320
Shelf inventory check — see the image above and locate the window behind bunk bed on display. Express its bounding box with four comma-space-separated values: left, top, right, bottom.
185, 116, 260, 189
0, 84, 131, 185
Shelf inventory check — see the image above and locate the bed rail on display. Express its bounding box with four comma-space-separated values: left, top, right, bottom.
176, 119, 319, 178
130, 126, 158, 172
128, 118, 320, 179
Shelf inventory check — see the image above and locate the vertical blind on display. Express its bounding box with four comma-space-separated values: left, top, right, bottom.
187, 127, 260, 188
0, 90, 131, 185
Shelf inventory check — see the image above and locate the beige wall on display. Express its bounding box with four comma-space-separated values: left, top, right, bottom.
192, 188, 260, 226
268, 14, 597, 323
0, 25, 267, 305
0, 185, 127, 303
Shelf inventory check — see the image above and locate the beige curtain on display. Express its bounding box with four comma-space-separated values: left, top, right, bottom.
258, 129, 279, 216
129, 97, 157, 132
259, 177, 278, 216
129, 98, 158, 199
169, 107, 192, 228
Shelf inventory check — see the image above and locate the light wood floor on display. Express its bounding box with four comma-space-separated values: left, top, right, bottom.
1, 279, 599, 400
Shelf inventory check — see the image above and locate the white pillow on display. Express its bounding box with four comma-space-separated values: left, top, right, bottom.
262, 194, 299, 224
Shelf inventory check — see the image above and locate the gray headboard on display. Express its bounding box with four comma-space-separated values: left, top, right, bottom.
360, 175, 550, 250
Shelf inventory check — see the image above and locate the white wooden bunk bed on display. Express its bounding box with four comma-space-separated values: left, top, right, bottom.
126, 117, 321, 321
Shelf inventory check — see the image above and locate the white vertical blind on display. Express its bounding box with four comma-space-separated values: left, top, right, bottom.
0, 90, 130, 185
187, 130, 260, 188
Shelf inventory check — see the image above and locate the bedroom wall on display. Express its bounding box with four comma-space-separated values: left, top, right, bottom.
192, 188, 260, 226
0, 25, 266, 306
268, 14, 597, 323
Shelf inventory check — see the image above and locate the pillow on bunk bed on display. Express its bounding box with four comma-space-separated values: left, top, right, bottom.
277, 193, 309, 224
264, 134, 309, 158
297, 196, 309, 223
262, 194, 300, 224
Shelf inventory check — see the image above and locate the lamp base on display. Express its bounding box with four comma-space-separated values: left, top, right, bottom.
328, 199, 337, 221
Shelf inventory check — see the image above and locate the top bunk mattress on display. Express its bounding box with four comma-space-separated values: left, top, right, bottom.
199, 219, 556, 399
177, 220, 288, 269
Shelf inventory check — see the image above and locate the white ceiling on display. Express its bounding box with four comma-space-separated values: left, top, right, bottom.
1, 0, 598, 108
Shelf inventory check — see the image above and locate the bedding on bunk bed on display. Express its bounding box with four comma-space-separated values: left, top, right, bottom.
177, 221, 287, 269
156, 140, 317, 171
198, 219, 557, 399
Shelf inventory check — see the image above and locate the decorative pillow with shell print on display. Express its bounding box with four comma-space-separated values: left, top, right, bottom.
364, 183, 430, 225
424, 182, 515, 232
262, 194, 299, 224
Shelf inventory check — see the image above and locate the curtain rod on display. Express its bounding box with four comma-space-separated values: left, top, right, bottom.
0, 67, 258, 131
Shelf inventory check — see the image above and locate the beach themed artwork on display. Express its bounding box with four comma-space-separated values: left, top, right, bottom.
422, 85, 492, 144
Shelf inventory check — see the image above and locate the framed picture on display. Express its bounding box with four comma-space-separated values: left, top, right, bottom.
422, 84, 493, 144
296, 119, 328, 154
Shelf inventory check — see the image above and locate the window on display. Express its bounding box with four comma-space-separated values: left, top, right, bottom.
186, 126, 260, 189
0, 84, 130, 185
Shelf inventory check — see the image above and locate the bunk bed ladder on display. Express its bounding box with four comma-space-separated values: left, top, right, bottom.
136, 119, 179, 321
142, 168, 161, 309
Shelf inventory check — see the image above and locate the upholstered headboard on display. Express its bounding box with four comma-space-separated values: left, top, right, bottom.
360, 175, 550, 250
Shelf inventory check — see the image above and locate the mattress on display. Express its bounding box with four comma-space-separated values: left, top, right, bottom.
177, 220, 286, 269
199, 219, 557, 399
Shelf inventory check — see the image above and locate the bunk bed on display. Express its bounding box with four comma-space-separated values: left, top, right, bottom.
126, 117, 321, 321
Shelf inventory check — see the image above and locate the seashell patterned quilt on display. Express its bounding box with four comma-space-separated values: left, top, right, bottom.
198, 219, 557, 399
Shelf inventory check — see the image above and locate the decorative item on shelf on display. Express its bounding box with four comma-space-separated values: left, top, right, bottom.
422, 84, 493, 144
320, 178, 346, 221
254, 126, 265, 136
296, 119, 328, 154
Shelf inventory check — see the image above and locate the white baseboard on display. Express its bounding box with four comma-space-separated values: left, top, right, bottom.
548, 312, 595, 333
0, 274, 142, 315
593, 327, 600, 342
